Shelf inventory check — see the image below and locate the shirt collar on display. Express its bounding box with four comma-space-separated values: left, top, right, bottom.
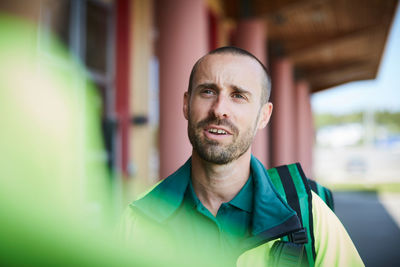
132, 155, 301, 239
185, 174, 253, 213
185, 179, 200, 208
228, 173, 253, 213
132, 158, 191, 223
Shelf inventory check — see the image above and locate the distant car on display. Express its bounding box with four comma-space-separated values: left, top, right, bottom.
346, 158, 367, 174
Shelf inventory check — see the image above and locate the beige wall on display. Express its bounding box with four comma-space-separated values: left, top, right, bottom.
125, 0, 157, 203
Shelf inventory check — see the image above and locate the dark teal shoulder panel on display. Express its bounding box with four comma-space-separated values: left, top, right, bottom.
250, 156, 301, 238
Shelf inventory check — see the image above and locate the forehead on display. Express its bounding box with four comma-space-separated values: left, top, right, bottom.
193, 53, 264, 93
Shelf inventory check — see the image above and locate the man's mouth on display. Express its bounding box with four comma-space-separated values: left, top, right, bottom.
207, 128, 228, 135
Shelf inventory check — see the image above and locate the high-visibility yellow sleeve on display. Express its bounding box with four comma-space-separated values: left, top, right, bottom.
312, 191, 364, 267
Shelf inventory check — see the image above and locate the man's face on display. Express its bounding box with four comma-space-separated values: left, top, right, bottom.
184, 53, 272, 164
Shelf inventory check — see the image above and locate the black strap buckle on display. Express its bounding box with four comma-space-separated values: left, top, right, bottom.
269, 241, 309, 267
289, 228, 308, 244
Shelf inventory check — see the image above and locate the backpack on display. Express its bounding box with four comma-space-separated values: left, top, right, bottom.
266, 163, 335, 267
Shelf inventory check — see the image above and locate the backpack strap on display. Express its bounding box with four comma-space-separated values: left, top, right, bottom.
308, 179, 335, 212
267, 163, 316, 266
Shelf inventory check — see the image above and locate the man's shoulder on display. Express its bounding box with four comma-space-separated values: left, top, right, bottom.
311, 191, 364, 266
128, 158, 192, 223
133, 180, 164, 203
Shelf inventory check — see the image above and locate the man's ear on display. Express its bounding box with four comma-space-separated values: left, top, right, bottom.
183, 92, 189, 120
257, 102, 273, 130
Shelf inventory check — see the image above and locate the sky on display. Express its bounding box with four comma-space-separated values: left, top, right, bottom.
311, 5, 400, 115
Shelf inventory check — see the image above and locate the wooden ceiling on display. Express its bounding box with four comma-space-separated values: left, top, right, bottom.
222, 0, 398, 92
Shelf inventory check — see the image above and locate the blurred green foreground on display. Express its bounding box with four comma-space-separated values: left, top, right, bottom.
0, 15, 195, 267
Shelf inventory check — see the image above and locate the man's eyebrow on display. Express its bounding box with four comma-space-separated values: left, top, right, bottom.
196, 83, 219, 90
231, 85, 252, 96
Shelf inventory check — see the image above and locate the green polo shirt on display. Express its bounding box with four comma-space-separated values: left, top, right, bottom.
163, 174, 254, 265
128, 156, 302, 265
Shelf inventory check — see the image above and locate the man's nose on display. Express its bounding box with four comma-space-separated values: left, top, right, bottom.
210, 95, 230, 119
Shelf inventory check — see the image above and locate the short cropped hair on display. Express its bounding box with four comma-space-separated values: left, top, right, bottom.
187, 46, 271, 104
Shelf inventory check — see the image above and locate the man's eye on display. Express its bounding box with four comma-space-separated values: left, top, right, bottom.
201, 89, 215, 95
232, 93, 246, 100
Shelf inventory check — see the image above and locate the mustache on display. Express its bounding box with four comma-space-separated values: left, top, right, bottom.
196, 114, 238, 135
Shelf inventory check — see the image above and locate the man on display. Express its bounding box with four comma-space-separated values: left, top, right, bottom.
120, 47, 364, 266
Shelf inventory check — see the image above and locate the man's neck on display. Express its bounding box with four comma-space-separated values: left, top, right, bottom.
190, 150, 251, 216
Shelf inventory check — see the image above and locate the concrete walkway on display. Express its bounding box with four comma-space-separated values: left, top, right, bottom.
334, 191, 400, 267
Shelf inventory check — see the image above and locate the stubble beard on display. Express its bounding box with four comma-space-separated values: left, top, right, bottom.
187, 111, 259, 165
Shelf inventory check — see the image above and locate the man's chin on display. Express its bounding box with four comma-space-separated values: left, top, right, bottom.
196, 148, 234, 165
202, 156, 233, 165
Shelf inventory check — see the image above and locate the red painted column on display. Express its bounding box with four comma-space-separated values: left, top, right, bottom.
208, 9, 218, 51
115, 0, 131, 177
157, 0, 208, 178
270, 58, 297, 167
295, 80, 314, 177
232, 19, 270, 166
